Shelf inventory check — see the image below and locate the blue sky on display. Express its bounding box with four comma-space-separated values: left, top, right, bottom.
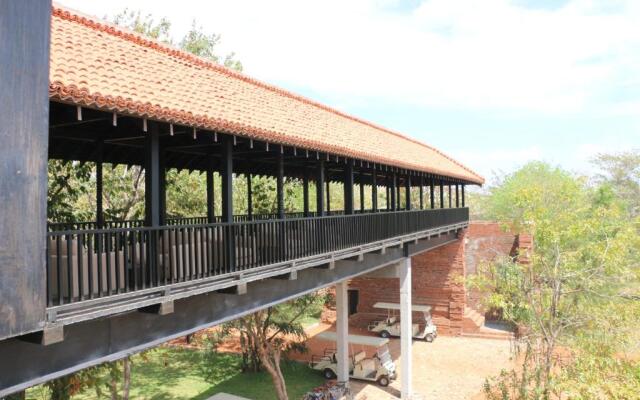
58, 0, 640, 183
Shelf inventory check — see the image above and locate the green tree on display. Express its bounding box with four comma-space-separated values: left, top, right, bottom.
592, 149, 640, 218
225, 294, 325, 400
472, 162, 640, 399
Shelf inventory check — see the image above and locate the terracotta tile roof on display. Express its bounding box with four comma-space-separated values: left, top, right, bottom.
49, 5, 484, 184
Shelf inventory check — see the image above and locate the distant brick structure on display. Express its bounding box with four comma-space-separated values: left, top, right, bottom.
348, 222, 532, 336
349, 230, 467, 336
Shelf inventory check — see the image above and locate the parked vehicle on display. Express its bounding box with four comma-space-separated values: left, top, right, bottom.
309, 332, 396, 386
367, 302, 438, 342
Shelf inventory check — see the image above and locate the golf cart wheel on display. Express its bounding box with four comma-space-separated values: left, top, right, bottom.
425, 333, 435, 343
377, 375, 390, 387
380, 330, 391, 339
323, 368, 337, 380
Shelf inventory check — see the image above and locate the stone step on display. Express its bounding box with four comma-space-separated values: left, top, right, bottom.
461, 330, 514, 340
462, 307, 485, 332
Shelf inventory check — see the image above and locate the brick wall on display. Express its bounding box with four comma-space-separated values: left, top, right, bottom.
348, 223, 530, 336
349, 230, 467, 336
465, 222, 519, 308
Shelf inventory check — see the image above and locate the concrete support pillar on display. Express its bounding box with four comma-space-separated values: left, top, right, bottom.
400, 256, 413, 400
335, 281, 350, 384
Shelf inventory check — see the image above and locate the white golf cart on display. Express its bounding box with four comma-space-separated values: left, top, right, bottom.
368, 302, 438, 342
309, 331, 396, 387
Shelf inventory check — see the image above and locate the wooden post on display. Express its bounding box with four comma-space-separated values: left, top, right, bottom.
326, 179, 331, 213
462, 184, 466, 207
221, 138, 233, 223
371, 167, 378, 212
221, 137, 235, 269
316, 160, 325, 216
206, 152, 215, 223
397, 182, 401, 211
159, 150, 166, 226
405, 175, 411, 210
386, 182, 390, 211
344, 161, 354, 214
456, 184, 460, 208
419, 176, 424, 210
96, 139, 104, 228
144, 123, 160, 227
303, 169, 309, 217
440, 180, 445, 209
359, 171, 365, 213
0, 0, 51, 341
277, 152, 284, 219
390, 173, 397, 211
449, 185, 452, 208
430, 177, 435, 209
247, 173, 253, 220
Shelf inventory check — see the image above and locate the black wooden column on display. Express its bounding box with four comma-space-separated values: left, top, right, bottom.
455, 184, 460, 208
145, 124, 161, 227
159, 150, 166, 226
221, 138, 233, 222
206, 151, 215, 223
448, 185, 452, 208
390, 173, 397, 211
221, 137, 234, 269
371, 167, 378, 212
429, 177, 435, 209
277, 151, 285, 219
96, 138, 104, 228
440, 180, 445, 209
303, 169, 310, 217
326, 179, 331, 212
0, 0, 51, 341
344, 161, 354, 214
316, 159, 325, 216
386, 182, 390, 211
405, 175, 411, 210
247, 173, 253, 220
462, 184, 466, 207
359, 171, 365, 212
419, 176, 424, 210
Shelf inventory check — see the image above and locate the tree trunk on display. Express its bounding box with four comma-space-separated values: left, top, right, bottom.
122, 357, 131, 400
257, 344, 288, 400
5, 390, 26, 400
49, 376, 72, 400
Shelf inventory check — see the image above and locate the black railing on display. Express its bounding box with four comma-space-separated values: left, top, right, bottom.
47, 211, 348, 232
46, 208, 468, 306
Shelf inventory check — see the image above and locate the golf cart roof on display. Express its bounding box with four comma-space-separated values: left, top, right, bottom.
207, 394, 251, 400
315, 331, 389, 346
373, 302, 432, 312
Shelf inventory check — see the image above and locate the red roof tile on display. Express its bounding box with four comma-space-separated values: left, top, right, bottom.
49, 5, 483, 184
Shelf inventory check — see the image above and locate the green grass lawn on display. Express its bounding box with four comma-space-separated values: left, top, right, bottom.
27, 347, 324, 400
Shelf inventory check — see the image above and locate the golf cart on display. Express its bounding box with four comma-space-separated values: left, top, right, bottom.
368, 302, 438, 342
309, 331, 396, 387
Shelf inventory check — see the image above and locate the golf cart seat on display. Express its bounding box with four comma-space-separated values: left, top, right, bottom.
354, 351, 367, 364
387, 316, 397, 324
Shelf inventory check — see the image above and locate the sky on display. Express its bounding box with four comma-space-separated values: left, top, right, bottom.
57, 0, 640, 184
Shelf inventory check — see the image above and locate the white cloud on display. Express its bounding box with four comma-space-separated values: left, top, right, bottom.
58, 0, 640, 116
453, 145, 543, 179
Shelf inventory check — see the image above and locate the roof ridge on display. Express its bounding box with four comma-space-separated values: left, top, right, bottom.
51, 4, 482, 182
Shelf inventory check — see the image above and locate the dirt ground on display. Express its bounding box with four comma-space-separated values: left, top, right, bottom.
213, 323, 514, 400
297, 324, 514, 400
